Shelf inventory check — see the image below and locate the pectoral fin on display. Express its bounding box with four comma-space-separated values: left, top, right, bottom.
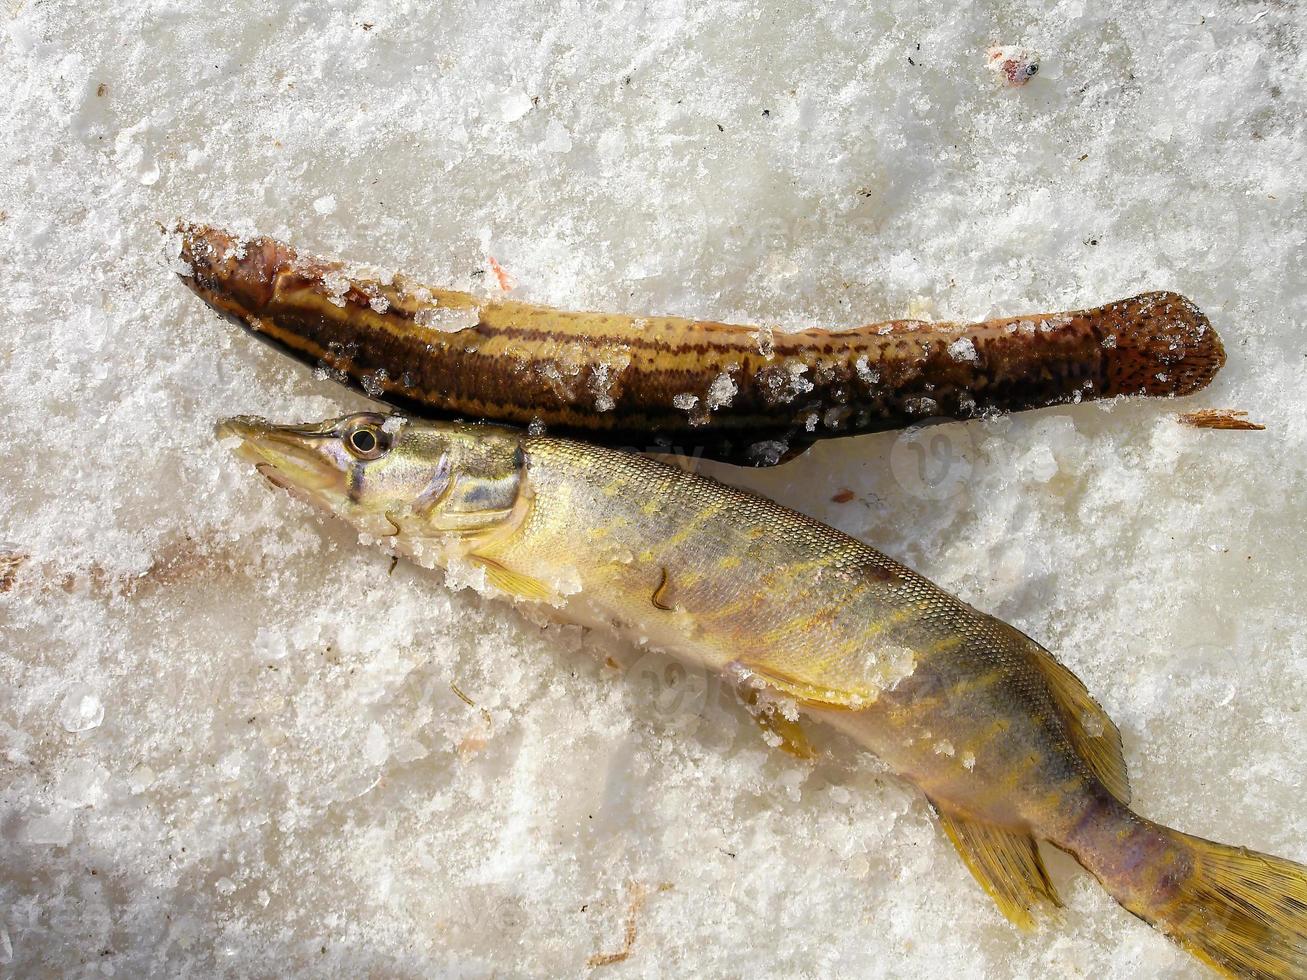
728, 660, 872, 711
471, 556, 553, 602
927, 800, 1062, 930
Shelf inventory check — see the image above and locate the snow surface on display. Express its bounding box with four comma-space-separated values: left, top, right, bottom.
2, 1, 1305, 977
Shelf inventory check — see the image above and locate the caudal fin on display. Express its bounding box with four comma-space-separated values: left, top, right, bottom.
1152, 830, 1307, 979
1082, 811, 1307, 979
1096, 291, 1226, 398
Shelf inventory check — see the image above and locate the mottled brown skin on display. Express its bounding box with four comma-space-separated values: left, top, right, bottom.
178, 224, 1225, 465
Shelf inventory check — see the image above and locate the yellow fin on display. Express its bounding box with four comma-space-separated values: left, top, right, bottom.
929, 802, 1062, 930
1024, 642, 1131, 804
756, 711, 814, 759
1117, 823, 1307, 979
729, 661, 870, 711
738, 687, 815, 759
472, 557, 552, 602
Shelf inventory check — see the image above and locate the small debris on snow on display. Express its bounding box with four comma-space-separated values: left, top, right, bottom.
987, 46, 1040, 86
487, 255, 515, 292
1177, 409, 1266, 431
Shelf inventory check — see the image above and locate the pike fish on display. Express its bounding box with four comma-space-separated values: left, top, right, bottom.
180, 223, 1226, 465
219, 411, 1306, 979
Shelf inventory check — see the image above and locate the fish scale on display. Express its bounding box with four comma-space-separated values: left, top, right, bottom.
219, 412, 1307, 978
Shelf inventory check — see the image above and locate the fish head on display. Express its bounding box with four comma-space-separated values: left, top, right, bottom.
176, 223, 287, 316
216, 413, 529, 548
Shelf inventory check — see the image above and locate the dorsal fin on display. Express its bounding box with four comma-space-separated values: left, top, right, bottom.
928, 801, 1062, 930
1025, 642, 1131, 804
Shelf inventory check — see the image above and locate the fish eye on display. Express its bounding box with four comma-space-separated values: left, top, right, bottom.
343, 421, 389, 460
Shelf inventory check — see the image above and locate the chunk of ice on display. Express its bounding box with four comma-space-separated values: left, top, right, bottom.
706, 371, 738, 409
55, 759, 109, 808
947, 337, 978, 362
58, 684, 104, 733
415, 306, 481, 333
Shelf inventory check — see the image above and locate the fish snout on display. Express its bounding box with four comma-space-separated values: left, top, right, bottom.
216, 415, 283, 469
215, 415, 269, 443
215, 416, 344, 494
176, 223, 285, 312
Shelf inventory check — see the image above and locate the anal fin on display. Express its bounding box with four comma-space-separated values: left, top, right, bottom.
928, 800, 1062, 930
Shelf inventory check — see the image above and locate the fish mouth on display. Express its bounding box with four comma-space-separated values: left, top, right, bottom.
216, 415, 343, 494
176, 223, 286, 312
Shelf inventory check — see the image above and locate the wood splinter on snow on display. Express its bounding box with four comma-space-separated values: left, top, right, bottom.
1177, 408, 1266, 430
451, 682, 495, 756
586, 881, 673, 968
0, 549, 29, 592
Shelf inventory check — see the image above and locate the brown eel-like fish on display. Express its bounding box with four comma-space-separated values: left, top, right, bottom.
177, 223, 1225, 465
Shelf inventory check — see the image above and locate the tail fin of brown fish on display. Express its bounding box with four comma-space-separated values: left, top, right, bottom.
1067, 800, 1307, 978
974, 290, 1226, 401
1092, 291, 1226, 398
